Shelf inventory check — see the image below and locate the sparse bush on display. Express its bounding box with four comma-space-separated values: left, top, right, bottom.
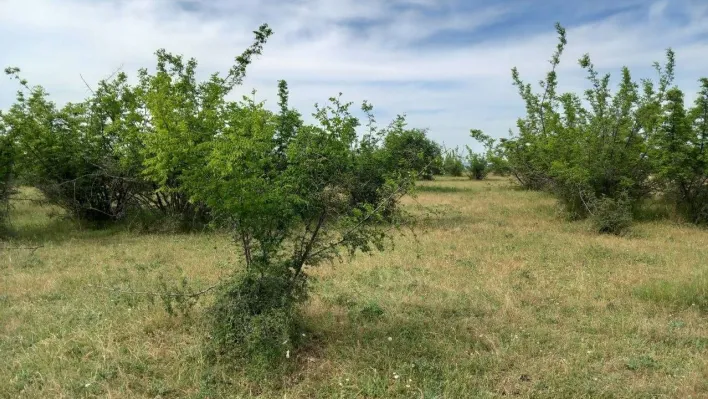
591, 193, 633, 235
466, 152, 488, 180
443, 147, 465, 177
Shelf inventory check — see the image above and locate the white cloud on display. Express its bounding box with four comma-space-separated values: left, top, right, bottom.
1, 0, 707, 151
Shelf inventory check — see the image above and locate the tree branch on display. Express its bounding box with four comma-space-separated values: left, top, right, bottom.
0, 245, 42, 253
88, 281, 221, 298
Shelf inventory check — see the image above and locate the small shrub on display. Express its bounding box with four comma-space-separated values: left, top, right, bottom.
466, 152, 488, 180
592, 194, 633, 235
359, 301, 385, 321
466, 129, 508, 180
625, 355, 658, 371
207, 272, 305, 371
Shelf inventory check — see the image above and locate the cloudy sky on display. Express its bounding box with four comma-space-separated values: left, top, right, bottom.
1, 0, 707, 150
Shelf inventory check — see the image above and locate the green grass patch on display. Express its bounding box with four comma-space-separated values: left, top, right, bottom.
2, 180, 708, 398
634, 270, 708, 312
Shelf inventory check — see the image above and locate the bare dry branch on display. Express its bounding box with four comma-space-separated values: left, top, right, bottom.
0, 245, 42, 253
88, 282, 221, 298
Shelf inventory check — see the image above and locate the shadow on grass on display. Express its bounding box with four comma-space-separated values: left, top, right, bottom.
6, 199, 209, 246
633, 198, 674, 222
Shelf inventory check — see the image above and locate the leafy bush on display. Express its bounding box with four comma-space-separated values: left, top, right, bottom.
496, 22, 708, 229
1, 25, 274, 227
382, 120, 442, 180
2, 68, 151, 222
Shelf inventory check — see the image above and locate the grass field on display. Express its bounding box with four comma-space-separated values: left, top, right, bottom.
1, 177, 707, 398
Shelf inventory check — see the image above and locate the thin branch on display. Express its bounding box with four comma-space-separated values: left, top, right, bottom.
88, 281, 221, 298
307, 163, 429, 262
105, 64, 124, 82
578, 186, 595, 216
0, 245, 42, 253
80, 74, 95, 95
7, 197, 45, 203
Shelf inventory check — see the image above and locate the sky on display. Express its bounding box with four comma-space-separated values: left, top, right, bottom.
1, 0, 707, 151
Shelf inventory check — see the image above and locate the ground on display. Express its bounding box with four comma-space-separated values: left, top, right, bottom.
1, 177, 707, 398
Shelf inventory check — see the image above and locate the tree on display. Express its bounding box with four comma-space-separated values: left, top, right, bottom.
0, 112, 15, 233
652, 79, 708, 224
503, 23, 679, 233
2, 69, 149, 222
183, 90, 417, 367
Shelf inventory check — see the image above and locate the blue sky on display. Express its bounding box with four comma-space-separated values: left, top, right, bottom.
1, 0, 707, 151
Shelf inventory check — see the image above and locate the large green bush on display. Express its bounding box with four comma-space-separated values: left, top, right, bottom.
382, 121, 442, 180
1, 26, 273, 227
3, 69, 151, 222
186, 88, 417, 367
496, 23, 708, 230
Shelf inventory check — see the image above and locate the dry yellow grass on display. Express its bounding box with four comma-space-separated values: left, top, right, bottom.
1, 177, 707, 398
